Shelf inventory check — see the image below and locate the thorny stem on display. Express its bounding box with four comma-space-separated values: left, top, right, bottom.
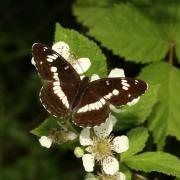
65, 118, 79, 135
168, 43, 175, 65
133, 173, 148, 180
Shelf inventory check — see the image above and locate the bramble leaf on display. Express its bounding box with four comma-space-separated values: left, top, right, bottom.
125, 152, 180, 177
114, 85, 159, 130
139, 62, 180, 149
54, 23, 107, 77
73, 0, 180, 63
121, 127, 149, 161
31, 117, 58, 137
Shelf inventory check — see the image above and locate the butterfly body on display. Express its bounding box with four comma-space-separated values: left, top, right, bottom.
71, 77, 90, 111
32, 43, 147, 127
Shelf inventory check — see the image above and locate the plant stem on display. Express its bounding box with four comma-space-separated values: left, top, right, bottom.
168, 43, 175, 65
133, 173, 148, 180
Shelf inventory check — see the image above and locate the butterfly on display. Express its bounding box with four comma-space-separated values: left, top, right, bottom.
32, 43, 147, 127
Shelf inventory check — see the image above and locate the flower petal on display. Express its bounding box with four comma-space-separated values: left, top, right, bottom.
112, 135, 129, 153
94, 116, 113, 138
115, 172, 126, 180
82, 154, 95, 172
31, 57, 36, 66
109, 114, 117, 126
108, 68, 125, 78
73, 58, 91, 74
127, 97, 140, 106
52, 41, 70, 60
79, 128, 93, 146
66, 131, 77, 141
109, 104, 122, 113
38, 136, 52, 148
90, 74, 100, 81
102, 156, 119, 175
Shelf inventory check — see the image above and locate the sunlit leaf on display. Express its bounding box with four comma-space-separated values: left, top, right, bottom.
73, 0, 180, 63
139, 62, 180, 149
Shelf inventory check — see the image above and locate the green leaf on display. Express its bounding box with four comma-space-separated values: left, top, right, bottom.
31, 117, 58, 137
120, 165, 132, 180
73, 0, 180, 63
124, 152, 180, 177
139, 62, 180, 149
54, 23, 107, 77
121, 127, 149, 161
114, 85, 159, 130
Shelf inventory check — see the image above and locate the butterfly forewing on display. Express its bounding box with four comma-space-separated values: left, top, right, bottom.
32, 43, 81, 115
32, 43, 80, 84
86, 78, 147, 106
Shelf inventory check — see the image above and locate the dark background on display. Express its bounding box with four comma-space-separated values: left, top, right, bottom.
0, 0, 179, 180
0, 0, 84, 179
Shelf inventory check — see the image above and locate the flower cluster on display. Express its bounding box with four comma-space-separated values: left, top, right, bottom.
75, 115, 129, 179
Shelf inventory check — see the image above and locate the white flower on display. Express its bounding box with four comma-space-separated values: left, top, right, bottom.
97, 171, 126, 180
52, 41, 91, 74
66, 131, 78, 141
79, 115, 129, 175
38, 136, 52, 148
115, 171, 126, 180
108, 68, 125, 78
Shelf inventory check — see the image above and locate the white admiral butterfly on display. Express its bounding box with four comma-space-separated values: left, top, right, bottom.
32, 43, 147, 127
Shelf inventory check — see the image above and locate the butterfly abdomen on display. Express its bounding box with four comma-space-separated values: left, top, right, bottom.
71, 77, 90, 111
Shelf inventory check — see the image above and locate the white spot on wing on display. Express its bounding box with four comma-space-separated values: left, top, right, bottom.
135, 80, 138, 85
122, 82, 130, 87
122, 86, 128, 90
47, 58, 53, 62
53, 81, 60, 86
106, 80, 110, 86
64, 66, 69, 70
112, 89, 119, 96
51, 67, 57, 72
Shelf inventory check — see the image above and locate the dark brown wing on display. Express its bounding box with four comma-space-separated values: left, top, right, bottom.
72, 88, 110, 127
40, 82, 69, 118
86, 77, 147, 106
32, 43, 81, 117
72, 77, 147, 127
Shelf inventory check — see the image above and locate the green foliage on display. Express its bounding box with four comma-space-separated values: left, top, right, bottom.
121, 127, 149, 161
120, 165, 132, 180
73, 0, 180, 63
139, 62, 180, 149
31, 117, 59, 137
114, 85, 159, 130
54, 23, 107, 77
125, 152, 180, 177
120, 128, 180, 178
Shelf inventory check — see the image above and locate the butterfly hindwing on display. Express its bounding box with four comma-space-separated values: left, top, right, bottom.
73, 77, 147, 127
72, 87, 110, 127
40, 82, 69, 118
